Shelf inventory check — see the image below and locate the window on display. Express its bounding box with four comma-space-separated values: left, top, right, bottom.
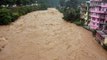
105, 26, 107, 30
93, 22, 95, 25
97, 19, 99, 21
99, 24, 103, 29
97, 23, 99, 25
106, 8, 107, 12
92, 17, 95, 20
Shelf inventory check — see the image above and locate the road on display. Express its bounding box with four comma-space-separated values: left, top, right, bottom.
0, 8, 107, 60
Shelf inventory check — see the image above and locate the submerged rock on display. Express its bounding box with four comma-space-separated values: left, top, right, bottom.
0, 37, 8, 51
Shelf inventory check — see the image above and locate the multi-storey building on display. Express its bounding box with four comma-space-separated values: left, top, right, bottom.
89, 0, 107, 46
88, 0, 107, 30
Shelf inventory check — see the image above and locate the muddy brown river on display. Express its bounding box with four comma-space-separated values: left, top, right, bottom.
0, 8, 107, 60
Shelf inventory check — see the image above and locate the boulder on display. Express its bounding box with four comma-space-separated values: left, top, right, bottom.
0, 37, 8, 51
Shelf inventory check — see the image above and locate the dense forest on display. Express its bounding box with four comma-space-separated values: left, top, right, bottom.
0, 0, 86, 7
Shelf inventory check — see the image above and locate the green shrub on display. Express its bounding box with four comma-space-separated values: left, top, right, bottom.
18, 6, 36, 15
60, 8, 80, 22
92, 30, 96, 37
11, 12, 20, 22
73, 19, 84, 26
0, 8, 12, 25
18, 7, 28, 15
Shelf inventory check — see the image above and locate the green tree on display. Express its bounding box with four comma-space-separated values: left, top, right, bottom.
16, 0, 31, 6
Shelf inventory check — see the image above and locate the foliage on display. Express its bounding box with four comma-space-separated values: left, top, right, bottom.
0, 0, 86, 25
11, 12, 20, 22
92, 30, 97, 37
60, 8, 80, 22
0, 0, 49, 25
0, 8, 12, 25
58, 0, 81, 23
0, 4, 47, 25
0, 0, 37, 6
73, 19, 84, 26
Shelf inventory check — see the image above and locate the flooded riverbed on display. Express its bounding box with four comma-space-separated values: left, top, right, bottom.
0, 8, 107, 60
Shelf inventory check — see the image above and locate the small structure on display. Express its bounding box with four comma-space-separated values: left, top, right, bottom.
80, 1, 90, 25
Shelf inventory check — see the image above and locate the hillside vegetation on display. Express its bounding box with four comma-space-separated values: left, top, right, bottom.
0, 0, 87, 25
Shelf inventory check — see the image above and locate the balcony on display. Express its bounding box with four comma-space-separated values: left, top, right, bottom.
101, 3, 107, 7
90, 4, 101, 7
88, 21, 99, 29
90, 14, 105, 19
90, 9, 104, 13
90, 14, 100, 18
90, 3, 101, 6
105, 16, 107, 21
91, 18, 100, 23
100, 21, 104, 24
100, 16, 105, 19
90, 24, 99, 30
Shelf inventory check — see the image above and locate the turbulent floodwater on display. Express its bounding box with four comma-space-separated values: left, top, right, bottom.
0, 8, 107, 60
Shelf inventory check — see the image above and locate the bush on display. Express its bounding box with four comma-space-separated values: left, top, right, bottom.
0, 8, 12, 25
92, 30, 96, 37
11, 12, 20, 22
18, 7, 28, 15
73, 19, 84, 26
59, 8, 80, 23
